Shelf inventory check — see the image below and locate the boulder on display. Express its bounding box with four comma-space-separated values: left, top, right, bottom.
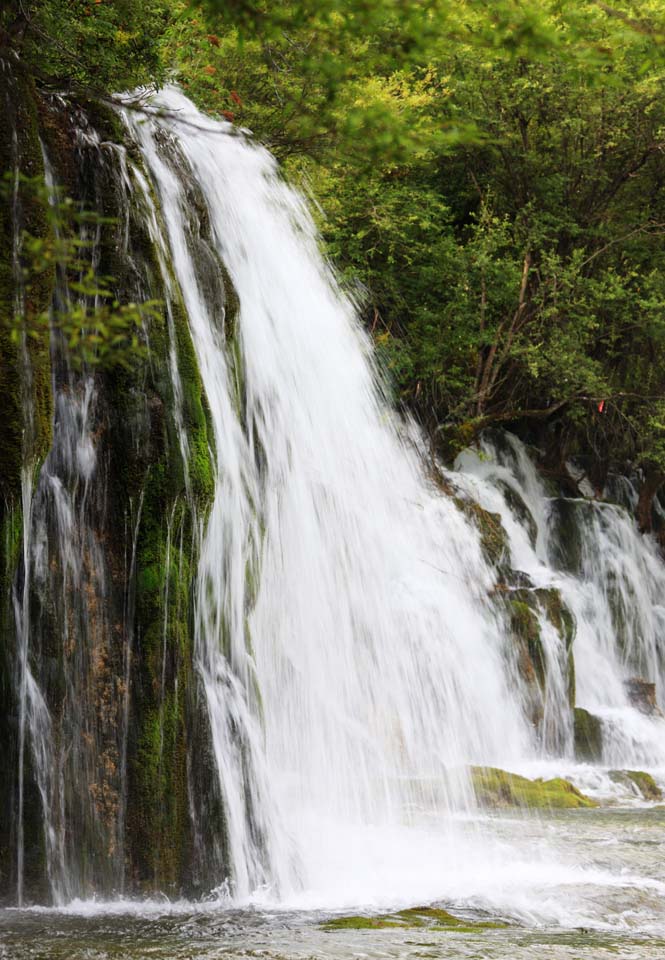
470, 766, 597, 809
609, 770, 663, 801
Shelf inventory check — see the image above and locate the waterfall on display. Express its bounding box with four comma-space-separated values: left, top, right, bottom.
4, 81, 665, 910
125, 89, 533, 902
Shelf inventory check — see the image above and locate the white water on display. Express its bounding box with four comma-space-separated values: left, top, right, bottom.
123, 88, 665, 926
126, 88, 534, 902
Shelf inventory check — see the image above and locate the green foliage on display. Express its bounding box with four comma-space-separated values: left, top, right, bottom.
165, 0, 665, 478
0, 1, 171, 91
6, 0, 665, 480
1, 175, 156, 370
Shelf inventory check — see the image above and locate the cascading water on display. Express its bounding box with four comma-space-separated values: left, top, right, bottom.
4, 79, 665, 936
456, 432, 665, 776
125, 88, 535, 903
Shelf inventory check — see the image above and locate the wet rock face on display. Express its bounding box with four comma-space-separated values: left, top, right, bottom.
573, 707, 603, 762
547, 498, 583, 574
625, 678, 661, 716
0, 69, 221, 904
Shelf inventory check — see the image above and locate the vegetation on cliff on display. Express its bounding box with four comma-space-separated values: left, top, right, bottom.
4, 1, 665, 512
165, 0, 665, 515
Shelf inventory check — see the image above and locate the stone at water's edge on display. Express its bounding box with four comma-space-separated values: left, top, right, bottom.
471, 766, 598, 809
322, 906, 507, 932
609, 770, 663, 801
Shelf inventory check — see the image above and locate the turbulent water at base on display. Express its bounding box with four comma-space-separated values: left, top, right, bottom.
5, 86, 665, 951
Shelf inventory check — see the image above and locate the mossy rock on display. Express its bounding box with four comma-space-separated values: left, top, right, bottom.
508, 596, 545, 690
535, 587, 576, 706
504, 586, 576, 720
471, 766, 597, 809
454, 496, 509, 569
535, 588, 575, 650
609, 770, 663, 801
322, 906, 507, 932
573, 708, 603, 762
428, 462, 509, 570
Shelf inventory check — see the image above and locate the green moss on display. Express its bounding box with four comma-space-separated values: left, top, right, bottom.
0, 58, 53, 504
471, 766, 597, 809
322, 906, 507, 932
573, 708, 603, 762
170, 295, 216, 507
609, 770, 662, 801
454, 496, 508, 569
323, 915, 404, 930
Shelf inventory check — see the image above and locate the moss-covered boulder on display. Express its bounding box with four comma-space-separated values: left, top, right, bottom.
322, 906, 507, 932
536, 587, 576, 707
609, 770, 663, 801
471, 766, 597, 809
509, 597, 545, 683
573, 707, 603, 762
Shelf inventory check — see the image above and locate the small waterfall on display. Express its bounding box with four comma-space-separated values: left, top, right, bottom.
456, 432, 665, 771
21, 149, 117, 901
